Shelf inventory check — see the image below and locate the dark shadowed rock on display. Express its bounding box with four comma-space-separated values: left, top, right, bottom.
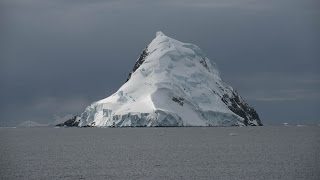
221, 92, 262, 126
126, 46, 149, 82
56, 115, 80, 127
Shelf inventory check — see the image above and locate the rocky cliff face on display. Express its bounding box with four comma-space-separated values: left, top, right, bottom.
56, 116, 81, 127
60, 31, 262, 127
126, 47, 149, 82
221, 92, 262, 126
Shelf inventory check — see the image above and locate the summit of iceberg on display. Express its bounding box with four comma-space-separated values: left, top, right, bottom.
76, 31, 262, 127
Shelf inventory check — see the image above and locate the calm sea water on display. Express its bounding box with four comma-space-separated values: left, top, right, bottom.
0, 126, 319, 180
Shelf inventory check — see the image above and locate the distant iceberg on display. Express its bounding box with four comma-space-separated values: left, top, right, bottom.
17, 121, 47, 127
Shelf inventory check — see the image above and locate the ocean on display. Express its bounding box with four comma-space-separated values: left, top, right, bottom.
1, 126, 319, 180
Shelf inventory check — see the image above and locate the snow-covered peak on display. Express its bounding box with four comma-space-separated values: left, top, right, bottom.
156, 31, 165, 37
77, 32, 262, 127
138, 31, 221, 80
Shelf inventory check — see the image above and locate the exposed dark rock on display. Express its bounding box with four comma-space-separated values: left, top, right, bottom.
172, 97, 184, 106
221, 92, 262, 126
200, 58, 210, 72
126, 46, 149, 82
81, 125, 93, 128
56, 115, 80, 127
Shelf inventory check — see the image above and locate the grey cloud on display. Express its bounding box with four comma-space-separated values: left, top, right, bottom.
254, 98, 298, 102
224, 72, 320, 101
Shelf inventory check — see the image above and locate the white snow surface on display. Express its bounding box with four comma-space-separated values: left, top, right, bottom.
79, 31, 248, 127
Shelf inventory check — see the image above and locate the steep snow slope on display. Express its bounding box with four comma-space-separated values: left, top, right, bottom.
78, 31, 262, 127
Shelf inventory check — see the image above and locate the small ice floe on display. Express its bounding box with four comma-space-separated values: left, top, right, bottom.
229, 133, 238, 136
283, 122, 290, 126
296, 124, 307, 127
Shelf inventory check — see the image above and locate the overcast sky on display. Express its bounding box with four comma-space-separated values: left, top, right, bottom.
1, 0, 319, 126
